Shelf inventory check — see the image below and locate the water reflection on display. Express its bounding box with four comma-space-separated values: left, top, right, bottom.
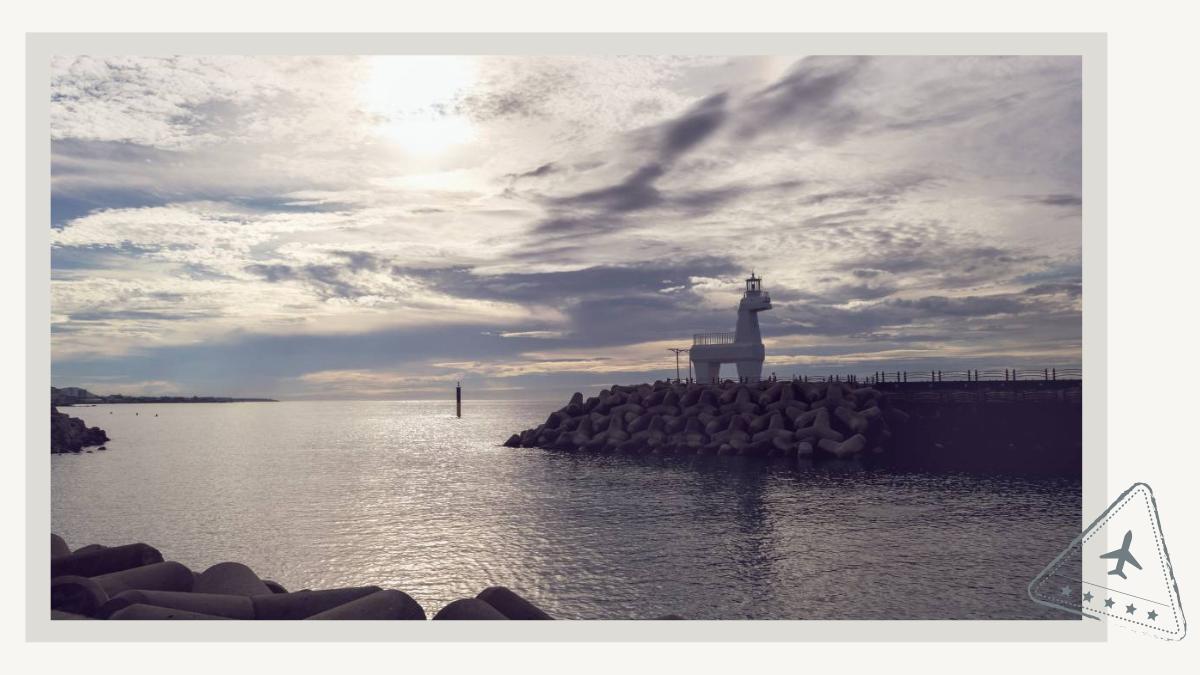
52, 400, 1080, 619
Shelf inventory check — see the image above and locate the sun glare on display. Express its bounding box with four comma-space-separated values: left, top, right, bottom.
359, 56, 479, 156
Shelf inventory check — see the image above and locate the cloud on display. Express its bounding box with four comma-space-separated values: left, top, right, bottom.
1028, 193, 1083, 208
49, 55, 1084, 397
508, 162, 559, 180
736, 56, 869, 142
535, 93, 731, 231
496, 330, 567, 339
660, 93, 728, 159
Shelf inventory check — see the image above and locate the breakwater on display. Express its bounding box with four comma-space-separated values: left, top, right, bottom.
504, 379, 1082, 476
878, 381, 1082, 476
505, 379, 902, 460
50, 407, 108, 454
49, 534, 560, 620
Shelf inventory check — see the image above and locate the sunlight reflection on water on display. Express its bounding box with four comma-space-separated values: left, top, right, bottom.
51, 400, 1079, 619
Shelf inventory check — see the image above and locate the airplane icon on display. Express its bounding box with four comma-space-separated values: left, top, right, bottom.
1100, 529, 1143, 580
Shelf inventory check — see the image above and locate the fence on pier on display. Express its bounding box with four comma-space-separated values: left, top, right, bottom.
664, 367, 1082, 387
861, 367, 1081, 384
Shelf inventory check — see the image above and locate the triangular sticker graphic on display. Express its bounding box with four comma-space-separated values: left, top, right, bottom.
1030, 483, 1186, 639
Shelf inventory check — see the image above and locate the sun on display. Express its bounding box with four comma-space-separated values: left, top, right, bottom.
359, 56, 479, 156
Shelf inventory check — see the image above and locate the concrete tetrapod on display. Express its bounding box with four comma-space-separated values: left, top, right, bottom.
475, 586, 553, 620
51, 575, 108, 616
504, 380, 900, 462
433, 598, 509, 620
304, 589, 425, 620
96, 590, 256, 619
92, 561, 194, 596
108, 604, 226, 620
251, 586, 383, 620
51, 542, 163, 578
51, 533, 70, 559
193, 562, 272, 596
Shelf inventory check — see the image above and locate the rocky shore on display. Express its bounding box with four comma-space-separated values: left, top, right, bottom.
505, 379, 906, 460
50, 407, 109, 454
50, 534, 559, 620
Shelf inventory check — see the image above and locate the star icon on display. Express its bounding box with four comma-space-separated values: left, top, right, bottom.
1059, 585, 1072, 597
1126, 603, 1137, 615
1104, 597, 1115, 608
1147, 610, 1158, 621
1082, 591, 1094, 602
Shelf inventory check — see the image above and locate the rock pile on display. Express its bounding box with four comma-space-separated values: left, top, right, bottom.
504, 379, 908, 460
51, 407, 109, 454
50, 534, 554, 621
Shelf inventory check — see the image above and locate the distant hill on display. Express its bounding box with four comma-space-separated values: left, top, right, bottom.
51, 386, 277, 406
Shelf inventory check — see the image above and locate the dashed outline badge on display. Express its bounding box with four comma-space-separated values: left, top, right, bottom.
1030, 482, 1186, 640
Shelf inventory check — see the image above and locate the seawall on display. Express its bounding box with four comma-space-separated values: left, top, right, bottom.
503, 379, 1081, 476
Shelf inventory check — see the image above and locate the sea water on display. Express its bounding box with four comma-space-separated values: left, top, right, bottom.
51, 400, 1080, 619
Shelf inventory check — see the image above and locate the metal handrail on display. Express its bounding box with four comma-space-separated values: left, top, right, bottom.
693, 332, 736, 346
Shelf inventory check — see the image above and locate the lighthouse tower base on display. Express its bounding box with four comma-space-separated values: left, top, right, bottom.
689, 273, 772, 384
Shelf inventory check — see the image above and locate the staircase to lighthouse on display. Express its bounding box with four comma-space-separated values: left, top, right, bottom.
690, 273, 772, 383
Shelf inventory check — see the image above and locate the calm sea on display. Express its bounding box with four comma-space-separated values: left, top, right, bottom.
51, 400, 1080, 620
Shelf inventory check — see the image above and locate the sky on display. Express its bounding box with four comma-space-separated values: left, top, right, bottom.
49, 55, 1082, 400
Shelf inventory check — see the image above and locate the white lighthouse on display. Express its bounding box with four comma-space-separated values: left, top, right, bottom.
690, 273, 772, 383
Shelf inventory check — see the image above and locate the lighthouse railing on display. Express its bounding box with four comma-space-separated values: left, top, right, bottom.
693, 332, 736, 346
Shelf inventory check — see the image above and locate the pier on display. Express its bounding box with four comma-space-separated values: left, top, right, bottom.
503, 375, 1081, 477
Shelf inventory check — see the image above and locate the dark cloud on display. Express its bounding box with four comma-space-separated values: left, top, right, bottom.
395, 257, 737, 305
535, 93, 733, 233
507, 162, 558, 180
244, 263, 296, 283
50, 56, 1083, 396
51, 139, 350, 226
527, 213, 621, 236
738, 56, 870, 142
1014, 262, 1082, 286
329, 250, 383, 272
661, 93, 727, 160
799, 173, 937, 208
1029, 193, 1082, 208
768, 290, 1063, 342
68, 309, 213, 322
553, 163, 666, 213
888, 294, 1029, 317
1023, 282, 1082, 298
244, 262, 369, 300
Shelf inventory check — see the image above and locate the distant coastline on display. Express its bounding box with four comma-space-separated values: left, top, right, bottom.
52, 386, 277, 406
